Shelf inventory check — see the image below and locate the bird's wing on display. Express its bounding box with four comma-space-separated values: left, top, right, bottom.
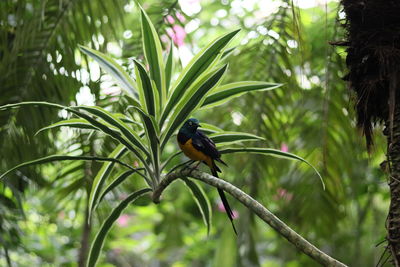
191, 130, 221, 159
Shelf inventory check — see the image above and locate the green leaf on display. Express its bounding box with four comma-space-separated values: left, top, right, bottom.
114, 113, 142, 127
88, 145, 127, 218
220, 147, 325, 190
182, 179, 212, 235
199, 123, 224, 134
210, 132, 264, 144
0, 101, 65, 111
202, 82, 282, 108
133, 60, 156, 116
161, 65, 228, 149
0, 101, 144, 161
0, 155, 136, 181
160, 29, 240, 126
66, 108, 144, 159
74, 106, 149, 159
98, 170, 136, 204
78, 45, 139, 103
165, 40, 174, 91
140, 7, 166, 104
161, 151, 182, 171
87, 188, 151, 267
134, 107, 160, 179
35, 118, 99, 135
221, 46, 236, 60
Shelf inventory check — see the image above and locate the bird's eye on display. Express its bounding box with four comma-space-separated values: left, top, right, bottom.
189, 121, 193, 126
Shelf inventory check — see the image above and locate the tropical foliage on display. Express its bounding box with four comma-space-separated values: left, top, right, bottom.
0, 0, 390, 266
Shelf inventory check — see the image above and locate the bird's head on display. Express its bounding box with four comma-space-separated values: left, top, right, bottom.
180, 118, 201, 134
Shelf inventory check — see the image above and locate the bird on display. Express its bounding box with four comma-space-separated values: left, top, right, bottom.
177, 118, 237, 235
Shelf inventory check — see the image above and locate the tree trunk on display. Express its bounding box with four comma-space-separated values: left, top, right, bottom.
387, 75, 400, 265
78, 204, 91, 267
340, 0, 400, 263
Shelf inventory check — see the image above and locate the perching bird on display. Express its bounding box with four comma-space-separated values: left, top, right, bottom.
177, 118, 237, 234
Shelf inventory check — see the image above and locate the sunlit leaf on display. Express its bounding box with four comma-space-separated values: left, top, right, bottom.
165, 40, 174, 91
161, 65, 228, 149
140, 7, 166, 104
134, 106, 160, 179
160, 29, 240, 126
78, 45, 139, 102
134, 59, 156, 116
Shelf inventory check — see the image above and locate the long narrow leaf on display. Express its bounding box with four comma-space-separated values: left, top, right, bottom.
66, 108, 143, 157
35, 118, 99, 135
74, 106, 149, 158
202, 82, 282, 108
165, 40, 174, 91
199, 123, 223, 133
161, 65, 228, 149
140, 7, 165, 104
98, 170, 136, 204
161, 151, 182, 171
134, 60, 156, 116
183, 178, 212, 235
0, 101, 65, 111
0, 102, 142, 160
160, 30, 240, 126
219, 147, 325, 189
88, 145, 127, 217
210, 132, 264, 144
87, 188, 151, 267
79, 45, 139, 103
0, 155, 136, 181
134, 107, 160, 177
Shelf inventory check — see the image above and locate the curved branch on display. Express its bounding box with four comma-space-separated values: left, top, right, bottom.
153, 169, 347, 267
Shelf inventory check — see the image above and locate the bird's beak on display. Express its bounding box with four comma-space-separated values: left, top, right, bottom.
197, 124, 202, 127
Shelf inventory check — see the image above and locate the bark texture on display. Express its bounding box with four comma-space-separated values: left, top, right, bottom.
341, 0, 400, 264
387, 101, 400, 265
153, 169, 347, 266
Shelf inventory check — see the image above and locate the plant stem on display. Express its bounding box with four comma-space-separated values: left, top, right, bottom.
153, 169, 347, 267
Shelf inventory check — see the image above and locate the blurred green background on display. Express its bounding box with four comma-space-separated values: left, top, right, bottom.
0, 0, 389, 266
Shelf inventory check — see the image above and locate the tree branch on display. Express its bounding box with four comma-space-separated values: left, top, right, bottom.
153, 169, 347, 267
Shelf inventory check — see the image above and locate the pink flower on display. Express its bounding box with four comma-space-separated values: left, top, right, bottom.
167, 25, 186, 47
117, 214, 130, 227
280, 143, 288, 152
217, 201, 239, 219
274, 187, 293, 202
165, 15, 175, 24
176, 11, 185, 22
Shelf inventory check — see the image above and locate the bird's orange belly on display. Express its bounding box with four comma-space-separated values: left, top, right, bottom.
179, 138, 210, 162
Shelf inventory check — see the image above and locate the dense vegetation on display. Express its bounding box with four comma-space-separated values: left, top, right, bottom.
0, 0, 390, 266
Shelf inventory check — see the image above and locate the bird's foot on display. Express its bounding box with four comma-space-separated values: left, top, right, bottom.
188, 161, 201, 175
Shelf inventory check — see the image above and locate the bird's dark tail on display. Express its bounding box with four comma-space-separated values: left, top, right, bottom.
211, 163, 237, 235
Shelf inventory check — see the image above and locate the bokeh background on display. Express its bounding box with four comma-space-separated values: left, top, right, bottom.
0, 0, 389, 266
